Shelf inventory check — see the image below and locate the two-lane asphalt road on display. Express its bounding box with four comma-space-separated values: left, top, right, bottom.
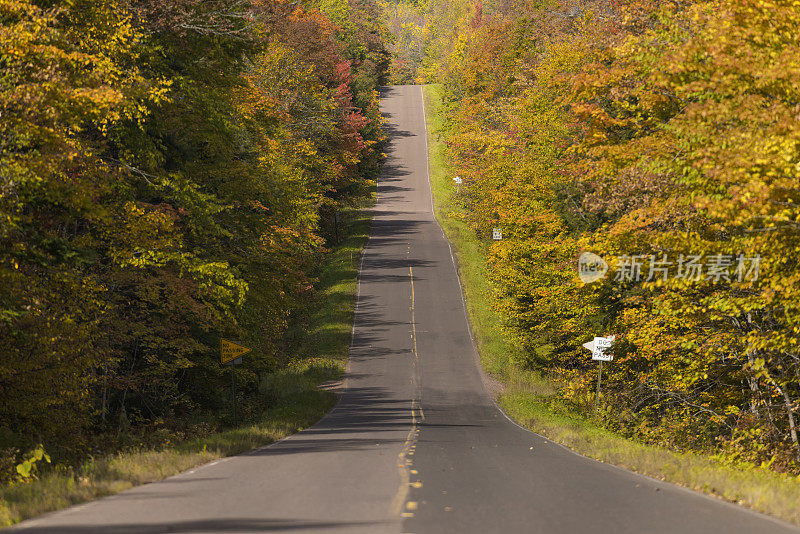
14, 85, 798, 533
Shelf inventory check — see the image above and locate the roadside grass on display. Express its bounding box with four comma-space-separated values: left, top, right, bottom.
284, 208, 372, 366
423, 84, 526, 381
422, 83, 800, 526
0, 207, 372, 527
503, 377, 800, 525
0, 389, 332, 526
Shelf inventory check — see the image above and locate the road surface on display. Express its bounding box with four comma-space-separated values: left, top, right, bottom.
14, 85, 797, 533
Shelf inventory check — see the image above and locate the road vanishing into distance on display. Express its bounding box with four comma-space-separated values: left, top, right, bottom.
14, 85, 799, 534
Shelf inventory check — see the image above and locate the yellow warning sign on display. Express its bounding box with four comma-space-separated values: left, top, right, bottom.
220, 339, 251, 364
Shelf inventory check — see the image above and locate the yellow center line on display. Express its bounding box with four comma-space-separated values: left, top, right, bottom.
390, 400, 417, 515
390, 266, 422, 517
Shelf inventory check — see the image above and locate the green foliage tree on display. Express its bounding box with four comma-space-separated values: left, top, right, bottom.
0, 0, 389, 466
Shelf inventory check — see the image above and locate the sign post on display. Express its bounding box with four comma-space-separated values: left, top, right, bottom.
583, 335, 614, 411
220, 339, 251, 425
595, 360, 603, 413
231, 359, 237, 425
492, 228, 503, 241
453, 175, 462, 194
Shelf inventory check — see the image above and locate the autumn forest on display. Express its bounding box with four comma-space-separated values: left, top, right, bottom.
1, 0, 390, 474
388, 0, 800, 471
2, 0, 800, 509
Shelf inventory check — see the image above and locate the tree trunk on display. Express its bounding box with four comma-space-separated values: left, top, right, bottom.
764, 373, 800, 461
780, 387, 800, 462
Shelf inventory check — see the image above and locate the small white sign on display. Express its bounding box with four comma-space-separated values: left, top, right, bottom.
591, 335, 615, 361
492, 228, 503, 241
453, 176, 463, 185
